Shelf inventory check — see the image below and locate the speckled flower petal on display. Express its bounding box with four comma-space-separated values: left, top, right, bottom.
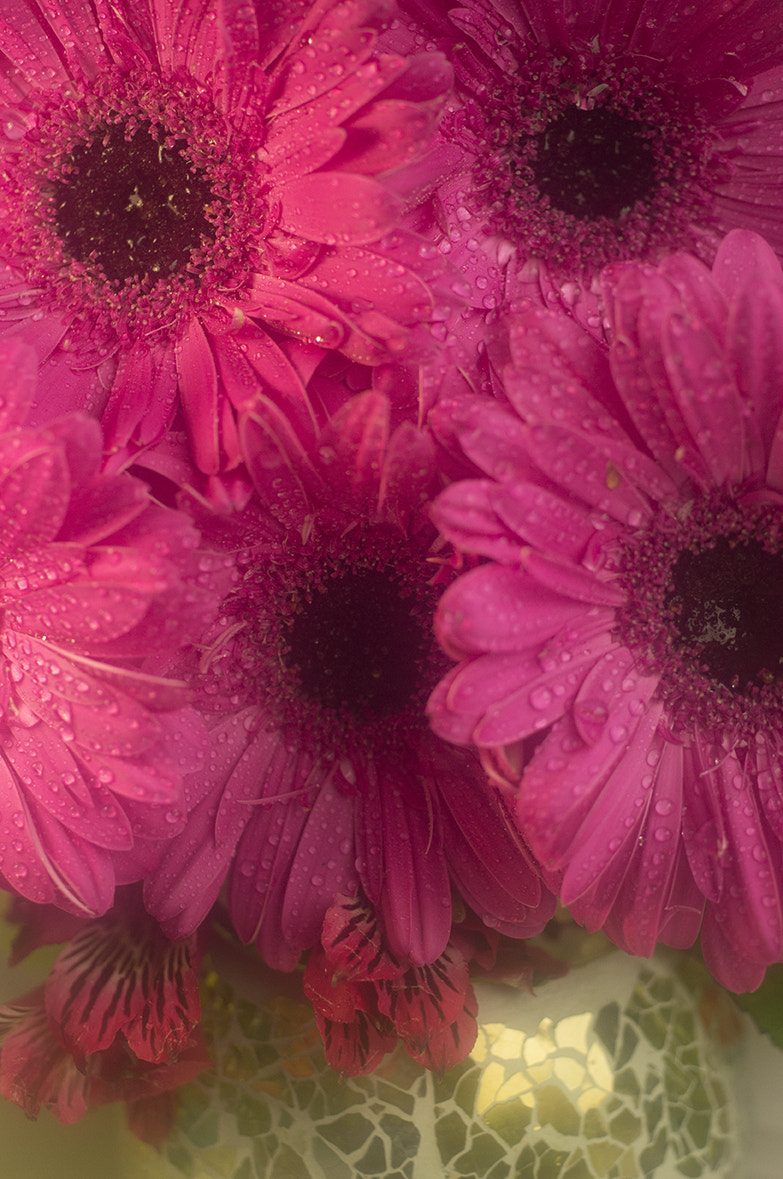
45, 905, 202, 1066
436, 564, 588, 659
366, 774, 452, 966
662, 313, 749, 485
275, 173, 403, 246
519, 654, 660, 869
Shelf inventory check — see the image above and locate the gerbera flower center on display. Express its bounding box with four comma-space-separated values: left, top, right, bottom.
466, 47, 719, 272
532, 106, 657, 221
617, 495, 783, 734
52, 122, 215, 285
283, 567, 426, 719
666, 535, 783, 690
215, 523, 448, 758
7, 69, 257, 337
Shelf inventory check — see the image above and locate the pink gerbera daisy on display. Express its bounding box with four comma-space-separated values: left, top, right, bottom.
429, 230, 783, 992
0, 0, 450, 473
145, 388, 553, 976
0, 337, 227, 916
399, 0, 783, 332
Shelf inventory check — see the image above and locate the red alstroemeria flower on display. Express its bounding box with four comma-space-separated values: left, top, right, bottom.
0, 889, 208, 1129
303, 893, 492, 1075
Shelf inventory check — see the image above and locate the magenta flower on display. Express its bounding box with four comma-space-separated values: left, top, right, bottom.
0, 338, 226, 916
429, 230, 783, 993
145, 389, 553, 972
400, 0, 783, 332
0, 0, 450, 473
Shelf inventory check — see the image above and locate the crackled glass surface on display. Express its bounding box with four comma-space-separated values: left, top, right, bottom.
129, 952, 737, 1179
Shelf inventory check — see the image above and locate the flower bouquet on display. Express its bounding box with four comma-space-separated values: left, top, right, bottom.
0, 1, 782, 1175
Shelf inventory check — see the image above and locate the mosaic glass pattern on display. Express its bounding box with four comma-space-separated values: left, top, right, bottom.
132, 953, 737, 1179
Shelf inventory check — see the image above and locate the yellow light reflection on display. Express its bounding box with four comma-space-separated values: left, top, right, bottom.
472, 1010, 614, 1123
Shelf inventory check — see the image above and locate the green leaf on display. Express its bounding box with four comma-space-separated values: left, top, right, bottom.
733, 964, 783, 1051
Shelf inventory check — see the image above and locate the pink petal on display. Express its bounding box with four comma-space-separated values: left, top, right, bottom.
435, 749, 554, 933
680, 742, 727, 903
325, 388, 390, 483
26, 801, 116, 915
0, 338, 36, 431
524, 421, 663, 525
275, 173, 402, 245
560, 701, 665, 912
149, 0, 221, 82
329, 98, 439, 175
239, 409, 314, 518
262, 123, 348, 180
58, 475, 148, 547
700, 907, 767, 993
712, 753, 783, 962
0, 436, 70, 562
281, 780, 357, 953
144, 709, 265, 936
8, 582, 153, 646
5, 722, 132, 851
520, 548, 625, 607
663, 312, 749, 484
519, 657, 660, 867
375, 776, 452, 966
297, 244, 433, 325
379, 421, 437, 528
756, 733, 783, 842
472, 632, 617, 746
0, 6, 76, 91
605, 265, 700, 484
269, 24, 384, 120
176, 317, 220, 475
244, 275, 349, 352
728, 278, 783, 479
712, 228, 783, 299
0, 759, 58, 906
435, 564, 587, 659
427, 664, 484, 746
611, 739, 685, 957
429, 395, 535, 483
101, 341, 177, 454
491, 481, 598, 560
504, 311, 625, 437
657, 253, 727, 341
214, 324, 317, 431
433, 480, 525, 564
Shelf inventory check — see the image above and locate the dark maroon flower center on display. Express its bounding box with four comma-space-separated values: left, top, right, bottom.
52, 121, 215, 285
466, 45, 720, 273
283, 567, 428, 720
532, 106, 657, 221
666, 535, 783, 690
223, 524, 448, 756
